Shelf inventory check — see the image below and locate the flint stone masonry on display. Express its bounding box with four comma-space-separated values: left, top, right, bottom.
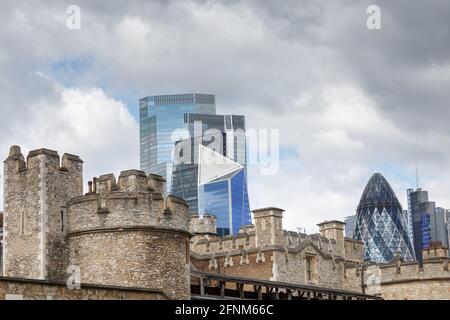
3, 146, 83, 280
0, 277, 167, 300
344, 244, 450, 299
68, 230, 190, 300
2, 146, 191, 300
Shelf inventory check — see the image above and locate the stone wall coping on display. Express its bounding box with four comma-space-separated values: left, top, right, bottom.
317, 220, 346, 226
344, 237, 364, 244
378, 258, 449, 269
148, 174, 166, 182
69, 194, 100, 204
379, 276, 450, 286
119, 169, 147, 178
422, 257, 450, 264
191, 232, 217, 238
27, 148, 59, 159
66, 225, 191, 239
252, 207, 285, 213
62, 153, 84, 163
190, 214, 217, 219
379, 261, 418, 269
98, 173, 116, 181
191, 247, 271, 260
69, 191, 164, 205
0, 276, 166, 296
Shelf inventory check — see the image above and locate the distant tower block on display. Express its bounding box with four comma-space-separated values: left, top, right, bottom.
2, 146, 83, 280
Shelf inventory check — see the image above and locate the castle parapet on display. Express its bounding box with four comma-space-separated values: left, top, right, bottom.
67, 171, 189, 235
189, 215, 217, 236
423, 241, 449, 260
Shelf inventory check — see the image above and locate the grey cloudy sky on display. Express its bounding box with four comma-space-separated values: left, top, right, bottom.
1, 0, 449, 233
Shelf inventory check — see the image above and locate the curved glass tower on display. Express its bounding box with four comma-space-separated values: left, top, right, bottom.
354, 173, 415, 263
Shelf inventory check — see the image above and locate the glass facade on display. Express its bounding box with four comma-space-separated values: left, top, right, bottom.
171, 114, 248, 216
354, 173, 415, 263
139, 94, 216, 192
407, 189, 445, 263
435, 207, 450, 248
344, 215, 356, 238
140, 94, 251, 235
197, 145, 251, 236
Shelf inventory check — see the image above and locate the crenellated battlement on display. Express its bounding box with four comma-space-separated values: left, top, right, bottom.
190, 208, 365, 291
342, 244, 450, 299
4, 146, 83, 176
190, 209, 363, 262
189, 215, 217, 236
67, 170, 189, 235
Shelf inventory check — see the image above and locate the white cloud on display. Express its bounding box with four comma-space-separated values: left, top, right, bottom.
0, 85, 139, 208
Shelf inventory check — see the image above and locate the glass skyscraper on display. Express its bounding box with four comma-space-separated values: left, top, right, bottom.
171, 114, 247, 214
197, 145, 251, 236
139, 94, 216, 192
354, 173, 415, 263
140, 93, 252, 235
408, 188, 437, 263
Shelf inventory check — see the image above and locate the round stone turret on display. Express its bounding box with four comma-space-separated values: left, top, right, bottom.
67, 170, 191, 299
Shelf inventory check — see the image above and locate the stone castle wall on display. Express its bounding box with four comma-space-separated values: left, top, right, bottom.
67, 170, 191, 300
190, 209, 365, 292
3, 146, 83, 280
0, 277, 167, 300
343, 245, 450, 299
2, 146, 192, 300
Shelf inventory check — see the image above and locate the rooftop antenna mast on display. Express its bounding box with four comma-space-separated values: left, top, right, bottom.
415, 162, 419, 190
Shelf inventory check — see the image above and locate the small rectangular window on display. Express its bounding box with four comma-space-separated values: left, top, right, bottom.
60, 208, 66, 232
20, 212, 25, 235
306, 256, 313, 281
185, 239, 190, 265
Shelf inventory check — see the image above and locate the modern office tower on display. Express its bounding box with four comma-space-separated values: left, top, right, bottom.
354, 173, 415, 263
344, 215, 356, 238
171, 114, 247, 215
434, 207, 449, 248
407, 188, 445, 263
139, 94, 216, 192
184, 113, 247, 165
197, 145, 251, 236
406, 189, 415, 254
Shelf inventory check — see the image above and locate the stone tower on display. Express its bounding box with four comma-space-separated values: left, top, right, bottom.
253, 207, 284, 247
318, 221, 345, 257
2, 146, 83, 280
189, 214, 218, 244
67, 170, 191, 299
